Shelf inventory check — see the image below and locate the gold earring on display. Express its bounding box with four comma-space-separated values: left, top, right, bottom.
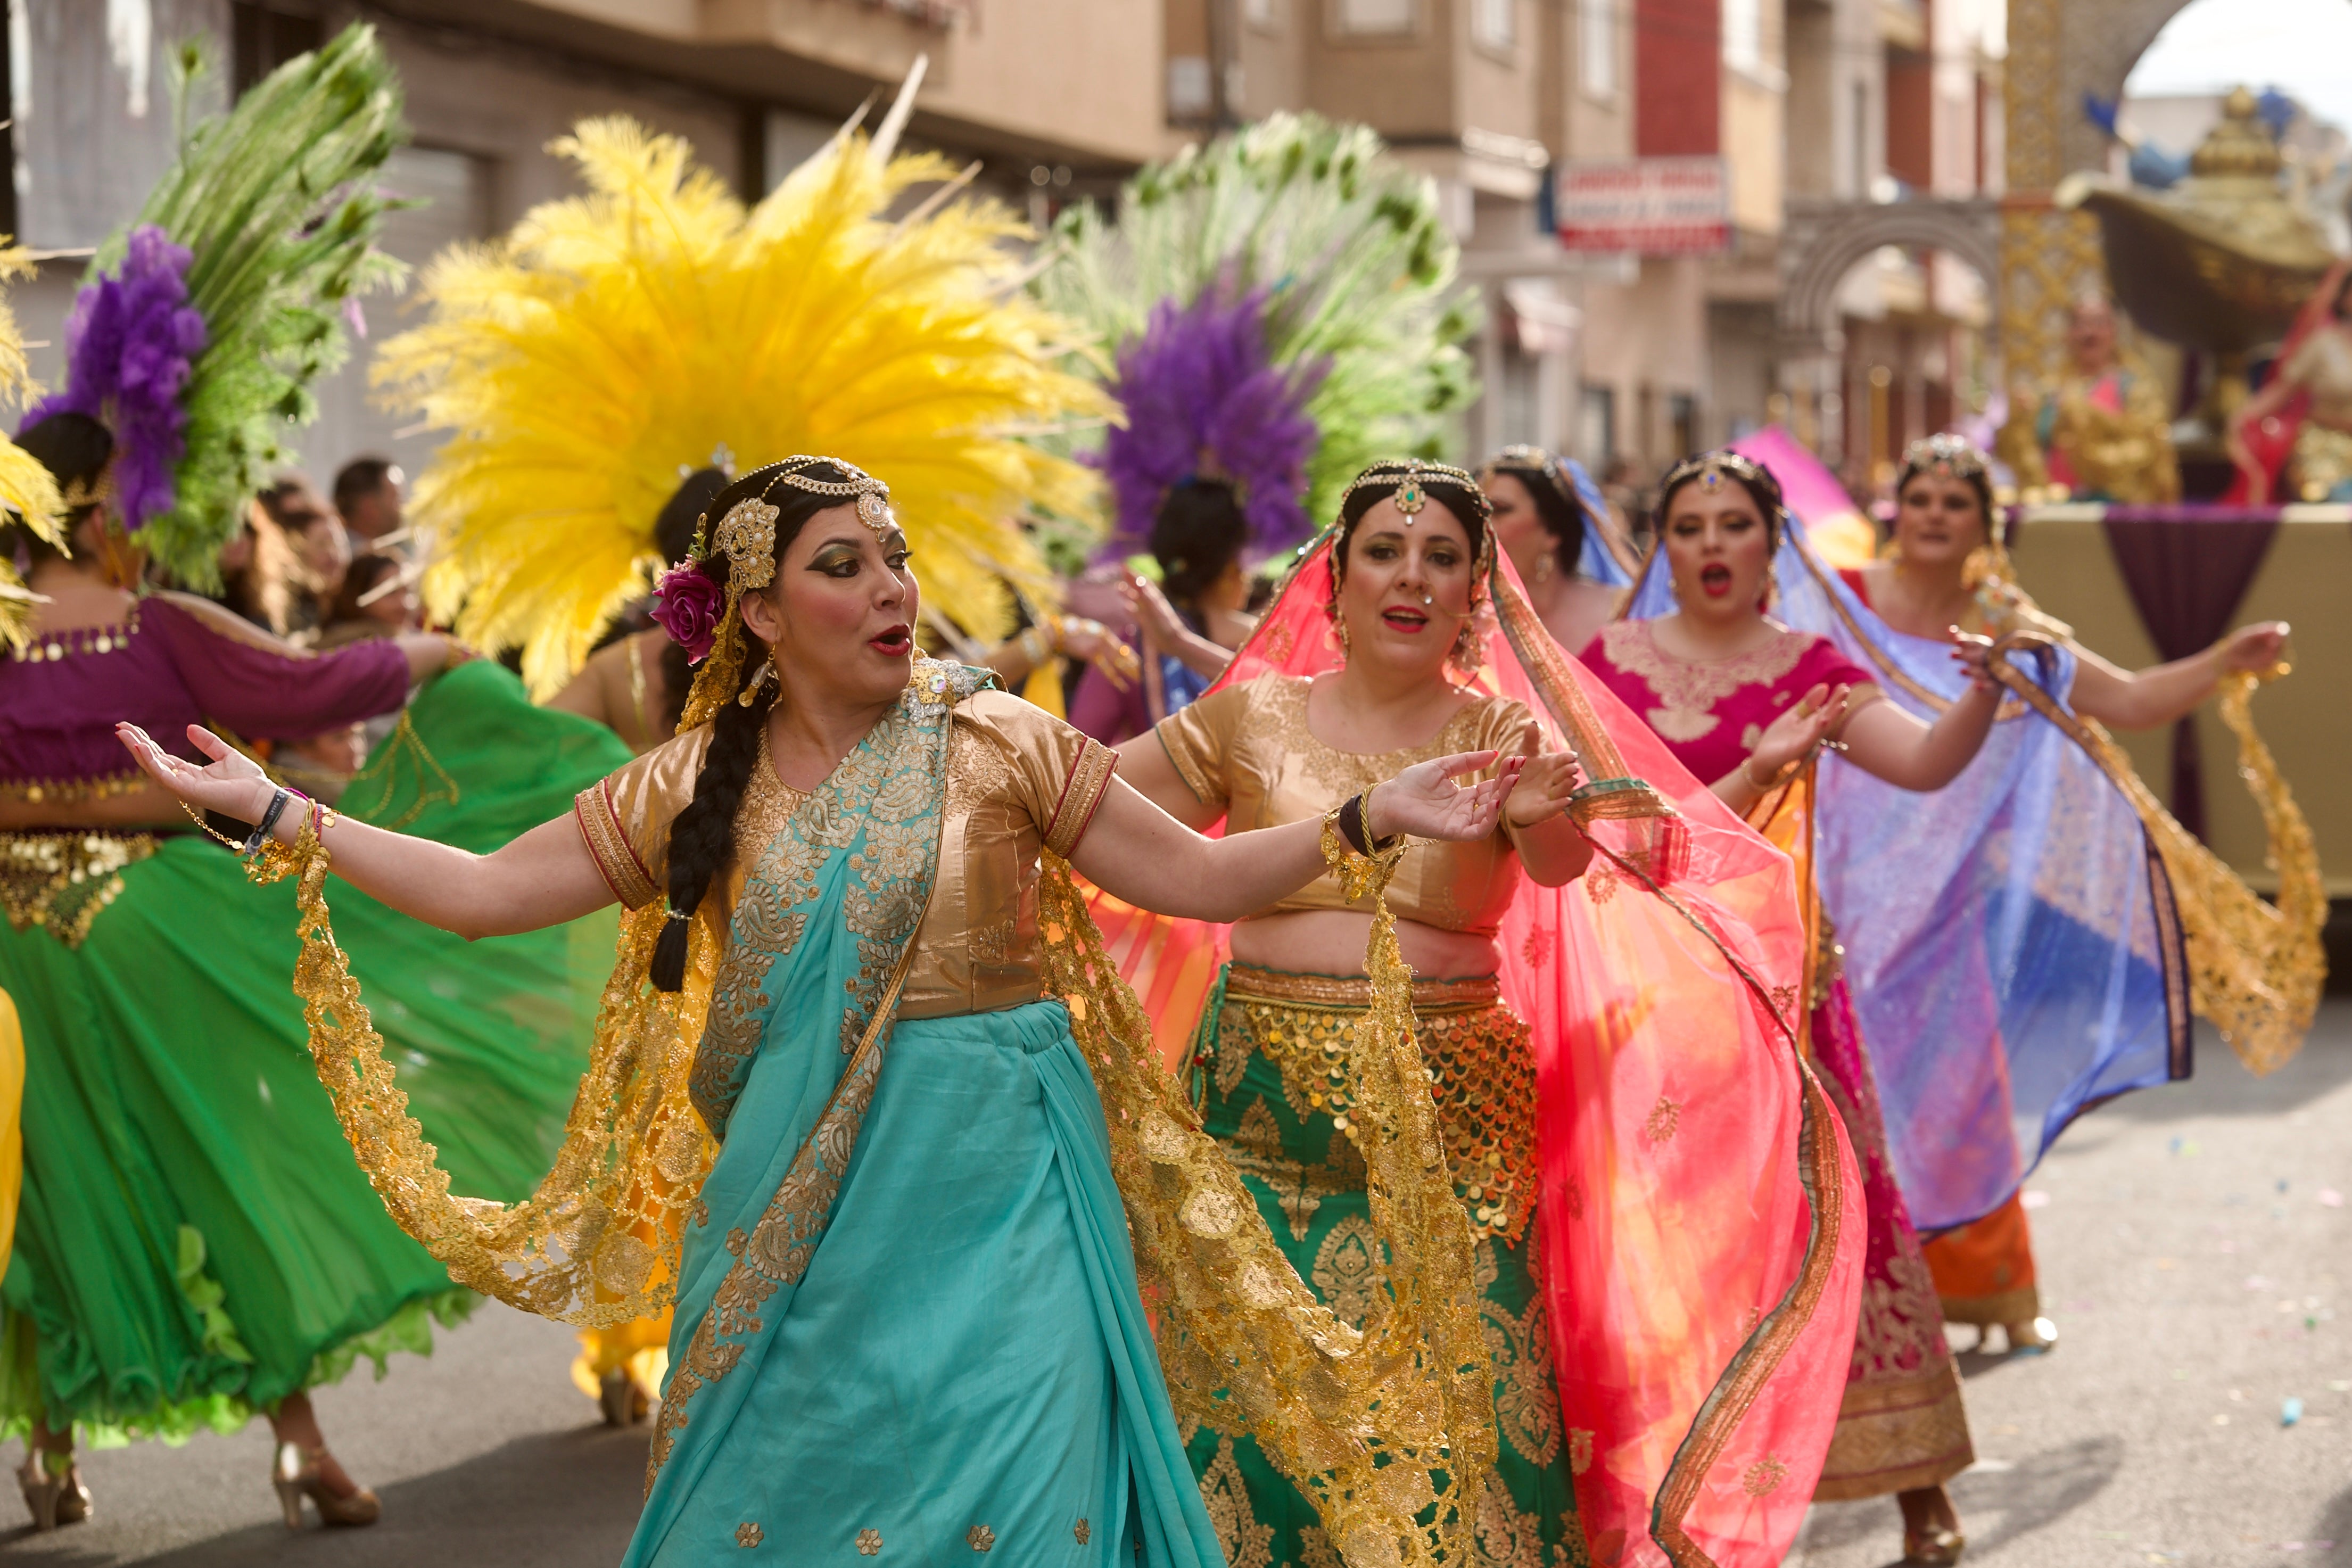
1334, 610, 1351, 656
737, 657, 772, 706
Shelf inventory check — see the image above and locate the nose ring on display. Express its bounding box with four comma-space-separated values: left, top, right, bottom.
1420, 591, 1433, 607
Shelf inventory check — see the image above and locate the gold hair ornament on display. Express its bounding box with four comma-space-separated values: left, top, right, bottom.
1901, 433, 1989, 485
711, 500, 779, 591
1488, 444, 1579, 513
1660, 449, 1771, 503
1338, 458, 1488, 527
761, 453, 896, 539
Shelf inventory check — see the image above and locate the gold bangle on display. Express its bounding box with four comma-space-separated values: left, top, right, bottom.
1320, 801, 1408, 904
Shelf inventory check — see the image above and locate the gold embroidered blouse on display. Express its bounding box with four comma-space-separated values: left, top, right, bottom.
1153, 673, 1539, 935
573, 688, 1117, 1020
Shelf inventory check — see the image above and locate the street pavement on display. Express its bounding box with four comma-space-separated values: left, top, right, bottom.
1793, 1002, 2352, 1568
5, 1004, 2349, 1565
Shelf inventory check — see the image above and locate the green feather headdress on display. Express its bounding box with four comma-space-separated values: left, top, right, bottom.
60, 24, 408, 587
1032, 112, 1483, 527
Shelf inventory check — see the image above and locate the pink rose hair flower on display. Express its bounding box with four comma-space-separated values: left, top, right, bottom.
650, 562, 724, 663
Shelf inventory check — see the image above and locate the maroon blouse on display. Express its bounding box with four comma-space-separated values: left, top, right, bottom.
2, 590, 410, 811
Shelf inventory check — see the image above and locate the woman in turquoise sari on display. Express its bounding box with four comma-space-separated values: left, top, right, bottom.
119, 456, 1553, 1565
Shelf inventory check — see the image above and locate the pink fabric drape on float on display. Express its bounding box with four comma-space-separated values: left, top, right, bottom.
1093, 538, 1863, 1568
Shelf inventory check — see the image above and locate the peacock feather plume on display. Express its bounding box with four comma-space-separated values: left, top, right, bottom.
30, 25, 407, 588
1033, 111, 1481, 531
379, 114, 1110, 697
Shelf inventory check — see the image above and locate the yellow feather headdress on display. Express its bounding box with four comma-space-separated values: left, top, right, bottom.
0, 244, 70, 653
376, 114, 1109, 697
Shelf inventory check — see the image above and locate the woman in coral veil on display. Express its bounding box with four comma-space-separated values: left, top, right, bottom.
1106, 459, 1866, 1568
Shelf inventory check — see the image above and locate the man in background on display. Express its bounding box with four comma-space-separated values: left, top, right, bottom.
334, 456, 407, 548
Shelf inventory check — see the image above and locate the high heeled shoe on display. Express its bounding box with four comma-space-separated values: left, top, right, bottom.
18, 1451, 91, 1531
1903, 1521, 1966, 1564
271, 1441, 381, 1530
2004, 1315, 2058, 1354
599, 1368, 650, 1427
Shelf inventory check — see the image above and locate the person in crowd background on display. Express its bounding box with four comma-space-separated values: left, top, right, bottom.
333, 457, 405, 549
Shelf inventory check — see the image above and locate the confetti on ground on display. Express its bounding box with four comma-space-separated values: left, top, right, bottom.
2283, 1396, 2304, 1426
2322, 1189, 2345, 1208
2021, 1189, 2052, 1209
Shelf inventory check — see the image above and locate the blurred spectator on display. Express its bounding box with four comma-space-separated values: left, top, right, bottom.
317, 554, 419, 649
257, 476, 350, 634
213, 496, 302, 634
274, 722, 369, 805
1070, 477, 1253, 745
334, 456, 406, 546
1602, 455, 1649, 552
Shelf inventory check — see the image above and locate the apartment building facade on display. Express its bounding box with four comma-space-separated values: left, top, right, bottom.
4, 0, 2002, 491
3, 0, 1164, 484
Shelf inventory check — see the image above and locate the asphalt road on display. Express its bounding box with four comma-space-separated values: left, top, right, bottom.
4, 1006, 2348, 1566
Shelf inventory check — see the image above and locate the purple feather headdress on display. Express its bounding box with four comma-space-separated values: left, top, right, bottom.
1097, 286, 1324, 547
27, 224, 207, 530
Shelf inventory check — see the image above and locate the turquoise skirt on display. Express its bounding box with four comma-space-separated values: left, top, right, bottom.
633, 1000, 1221, 1566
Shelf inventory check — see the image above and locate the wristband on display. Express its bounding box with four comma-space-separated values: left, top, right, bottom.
1336, 788, 1403, 857
240, 787, 292, 857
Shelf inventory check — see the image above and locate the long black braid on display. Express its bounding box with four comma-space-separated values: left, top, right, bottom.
647, 459, 865, 993
648, 686, 771, 991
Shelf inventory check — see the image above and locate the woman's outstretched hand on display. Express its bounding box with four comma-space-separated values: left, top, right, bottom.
1366, 750, 1521, 843
2218, 620, 2289, 674
1504, 749, 1586, 828
1119, 572, 1191, 648
1746, 682, 1851, 781
117, 722, 277, 824
1948, 628, 1999, 693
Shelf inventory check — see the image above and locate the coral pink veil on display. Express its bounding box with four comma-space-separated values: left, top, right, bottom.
1091, 536, 1863, 1567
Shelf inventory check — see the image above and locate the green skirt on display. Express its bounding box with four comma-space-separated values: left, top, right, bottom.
0, 663, 628, 1443
1184, 966, 1589, 1568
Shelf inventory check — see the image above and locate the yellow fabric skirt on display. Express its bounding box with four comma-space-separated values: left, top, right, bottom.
0, 989, 19, 1280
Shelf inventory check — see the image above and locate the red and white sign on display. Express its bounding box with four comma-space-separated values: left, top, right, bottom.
1556, 157, 1730, 254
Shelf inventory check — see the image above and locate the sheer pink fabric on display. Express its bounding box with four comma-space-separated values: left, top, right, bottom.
1099, 538, 1863, 1568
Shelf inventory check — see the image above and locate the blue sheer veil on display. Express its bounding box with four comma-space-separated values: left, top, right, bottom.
1623, 486, 2188, 1232
1563, 456, 1636, 587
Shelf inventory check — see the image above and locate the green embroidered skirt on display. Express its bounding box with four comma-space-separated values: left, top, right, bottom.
0, 664, 628, 1442
1183, 963, 1589, 1568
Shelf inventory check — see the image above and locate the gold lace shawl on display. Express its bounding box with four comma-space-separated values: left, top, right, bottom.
261, 700, 1495, 1567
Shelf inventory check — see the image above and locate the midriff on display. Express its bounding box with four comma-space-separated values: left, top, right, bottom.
1229, 907, 1501, 980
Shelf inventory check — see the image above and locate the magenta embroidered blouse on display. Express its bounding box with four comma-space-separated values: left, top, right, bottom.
2, 590, 411, 812
1575, 620, 1878, 785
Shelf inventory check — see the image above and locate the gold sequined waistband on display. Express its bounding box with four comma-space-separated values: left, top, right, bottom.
3, 830, 160, 948
1223, 963, 1500, 1015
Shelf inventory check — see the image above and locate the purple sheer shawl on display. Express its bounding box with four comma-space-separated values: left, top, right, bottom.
1623, 448, 2189, 1231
